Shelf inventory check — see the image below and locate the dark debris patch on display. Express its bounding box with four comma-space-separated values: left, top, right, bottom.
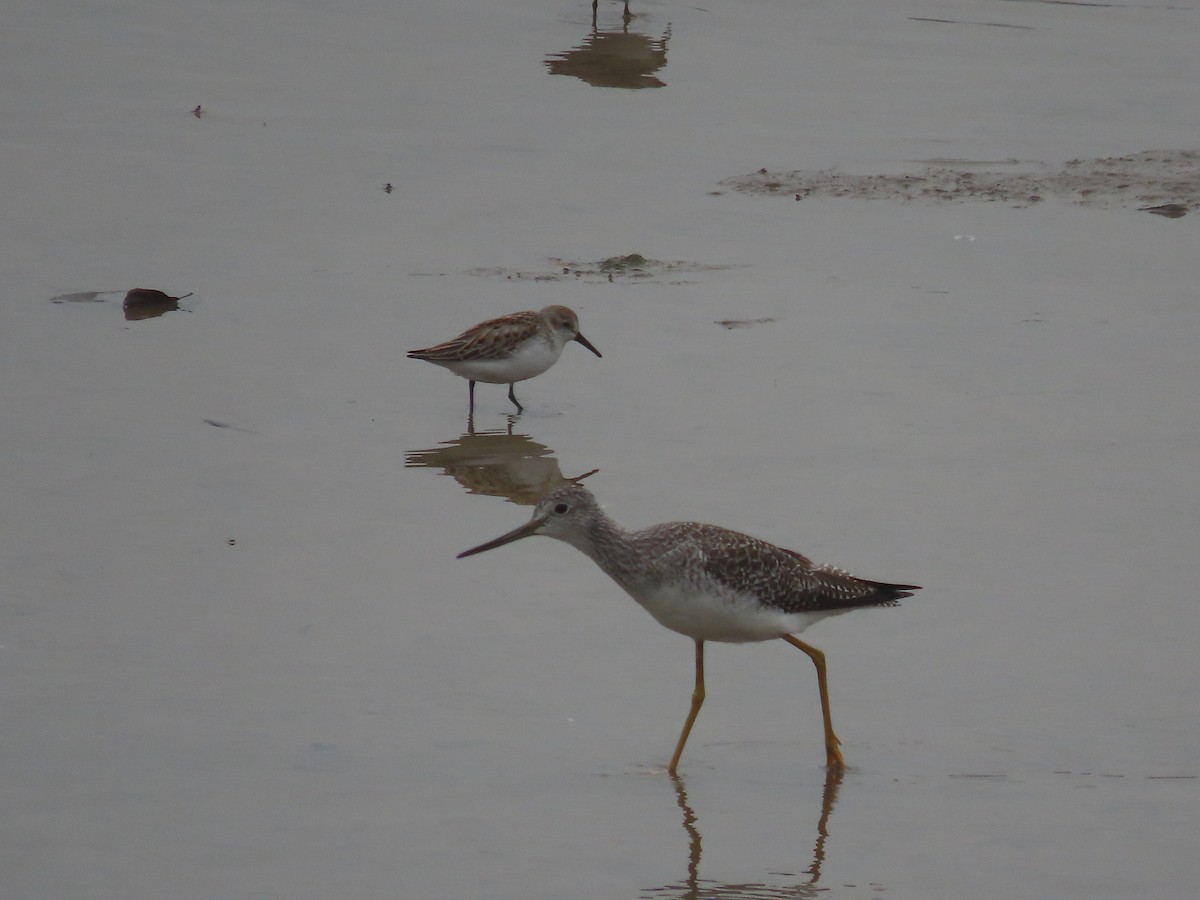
50, 289, 194, 319
123, 289, 193, 321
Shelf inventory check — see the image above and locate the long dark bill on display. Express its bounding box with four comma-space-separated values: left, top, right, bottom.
457, 514, 548, 558
574, 333, 602, 357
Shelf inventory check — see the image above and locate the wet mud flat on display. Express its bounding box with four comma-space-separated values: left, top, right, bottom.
720, 149, 1200, 213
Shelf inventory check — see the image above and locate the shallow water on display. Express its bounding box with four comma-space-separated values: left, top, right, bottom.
3, 1, 1199, 898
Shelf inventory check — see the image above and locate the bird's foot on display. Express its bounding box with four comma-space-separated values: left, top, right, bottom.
825, 738, 846, 769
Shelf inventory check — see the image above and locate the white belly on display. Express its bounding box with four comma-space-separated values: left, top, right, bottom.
630, 583, 833, 644
440, 340, 563, 384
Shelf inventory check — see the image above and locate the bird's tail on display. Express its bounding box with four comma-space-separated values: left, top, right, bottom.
865, 580, 921, 604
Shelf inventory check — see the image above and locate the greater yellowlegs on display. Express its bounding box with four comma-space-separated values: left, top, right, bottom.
458, 483, 920, 773
408, 305, 601, 414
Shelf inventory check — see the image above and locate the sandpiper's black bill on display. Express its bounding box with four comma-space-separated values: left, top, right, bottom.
574, 333, 602, 357
457, 515, 547, 558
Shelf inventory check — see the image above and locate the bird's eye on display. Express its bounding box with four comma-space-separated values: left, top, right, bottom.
553, 503, 570, 515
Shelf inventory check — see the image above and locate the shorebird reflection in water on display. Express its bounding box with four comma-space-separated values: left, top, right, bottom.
407, 305, 601, 414
654, 768, 844, 898
546, 5, 670, 90
406, 425, 597, 507
458, 484, 920, 773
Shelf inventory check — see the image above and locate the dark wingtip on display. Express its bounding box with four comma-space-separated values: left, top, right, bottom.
875, 582, 921, 602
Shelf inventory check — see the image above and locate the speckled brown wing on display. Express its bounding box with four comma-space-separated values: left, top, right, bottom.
408, 310, 542, 362
646, 523, 917, 615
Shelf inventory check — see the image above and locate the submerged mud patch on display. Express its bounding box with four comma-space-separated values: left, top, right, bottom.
464, 254, 744, 285
716, 318, 776, 330
719, 149, 1200, 212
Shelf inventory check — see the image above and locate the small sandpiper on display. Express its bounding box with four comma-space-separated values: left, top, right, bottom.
408, 305, 601, 414
458, 483, 920, 774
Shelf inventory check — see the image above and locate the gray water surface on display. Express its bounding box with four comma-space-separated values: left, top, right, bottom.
3, 2, 1198, 898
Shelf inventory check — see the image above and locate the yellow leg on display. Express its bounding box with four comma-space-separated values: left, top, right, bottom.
668, 640, 705, 775
782, 634, 846, 769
